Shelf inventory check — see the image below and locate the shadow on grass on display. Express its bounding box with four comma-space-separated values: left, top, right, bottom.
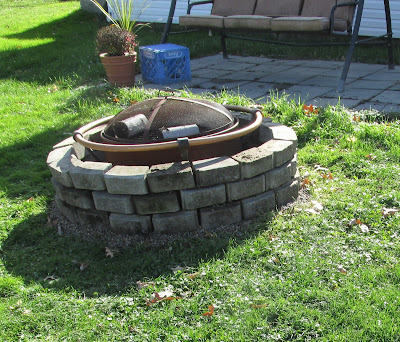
0, 111, 277, 296
0, 100, 109, 198
0, 129, 72, 199
2, 209, 275, 296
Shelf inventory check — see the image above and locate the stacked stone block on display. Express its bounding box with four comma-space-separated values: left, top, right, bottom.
47, 116, 300, 235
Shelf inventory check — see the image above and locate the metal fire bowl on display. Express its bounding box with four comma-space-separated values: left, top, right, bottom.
73, 105, 263, 165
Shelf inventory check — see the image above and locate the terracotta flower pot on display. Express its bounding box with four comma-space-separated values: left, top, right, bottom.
99, 52, 136, 86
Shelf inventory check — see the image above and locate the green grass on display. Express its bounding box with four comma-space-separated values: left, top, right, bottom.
1, 1, 400, 341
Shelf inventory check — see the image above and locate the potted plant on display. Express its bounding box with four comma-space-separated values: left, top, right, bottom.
96, 25, 137, 86
90, 0, 148, 86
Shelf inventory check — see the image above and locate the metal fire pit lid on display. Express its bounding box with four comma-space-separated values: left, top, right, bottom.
102, 96, 237, 143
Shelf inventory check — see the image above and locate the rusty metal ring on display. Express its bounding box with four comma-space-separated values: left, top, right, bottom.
73, 106, 263, 153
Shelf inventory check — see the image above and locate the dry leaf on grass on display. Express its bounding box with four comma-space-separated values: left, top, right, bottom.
306, 201, 323, 215
303, 104, 319, 115
105, 247, 114, 258
314, 164, 329, 172
136, 281, 155, 290
301, 178, 311, 188
347, 218, 369, 233
321, 172, 334, 180
157, 289, 174, 298
187, 272, 200, 279
360, 224, 369, 233
79, 262, 89, 271
147, 292, 163, 304
381, 208, 399, 218
147, 292, 180, 305
147, 288, 181, 305
347, 218, 357, 227
129, 326, 138, 333
170, 266, 190, 273
305, 208, 320, 215
312, 201, 323, 212
202, 305, 214, 316
72, 260, 88, 271
346, 136, 357, 143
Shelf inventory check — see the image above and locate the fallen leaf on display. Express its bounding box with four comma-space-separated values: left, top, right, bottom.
346, 136, 357, 143
147, 292, 163, 305
146, 289, 180, 305
347, 218, 357, 227
365, 154, 376, 160
311, 201, 323, 212
187, 272, 200, 279
26, 197, 34, 202
170, 266, 189, 273
72, 260, 89, 271
129, 326, 138, 333
303, 104, 319, 115
381, 207, 399, 218
360, 224, 369, 233
338, 266, 347, 274
305, 208, 320, 215
163, 296, 181, 301
356, 219, 362, 225
268, 257, 280, 264
136, 281, 154, 290
301, 178, 311, 188
105, 247, 114, 258
45, 217, 53, 227
251, 304, 268, 309
321, 172, 334, 179
202, 305, 214, 316
157, 290, 174, 299
314, 165, 328, 172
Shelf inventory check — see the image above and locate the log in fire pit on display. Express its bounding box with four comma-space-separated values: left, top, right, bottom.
47, 96, 299, 236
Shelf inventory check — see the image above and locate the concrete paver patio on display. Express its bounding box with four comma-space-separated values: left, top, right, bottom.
138, 54, 400, 113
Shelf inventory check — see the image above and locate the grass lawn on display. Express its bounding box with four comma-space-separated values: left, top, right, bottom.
1, 0, 400, 341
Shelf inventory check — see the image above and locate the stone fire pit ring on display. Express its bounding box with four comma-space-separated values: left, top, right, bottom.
47, 110, 300, 236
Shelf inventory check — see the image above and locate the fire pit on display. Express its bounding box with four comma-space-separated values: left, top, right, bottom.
47, 96, 299, 236
73, 96, 262, 165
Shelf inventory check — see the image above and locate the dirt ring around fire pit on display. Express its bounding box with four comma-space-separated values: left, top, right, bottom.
47, 112, 300, 240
